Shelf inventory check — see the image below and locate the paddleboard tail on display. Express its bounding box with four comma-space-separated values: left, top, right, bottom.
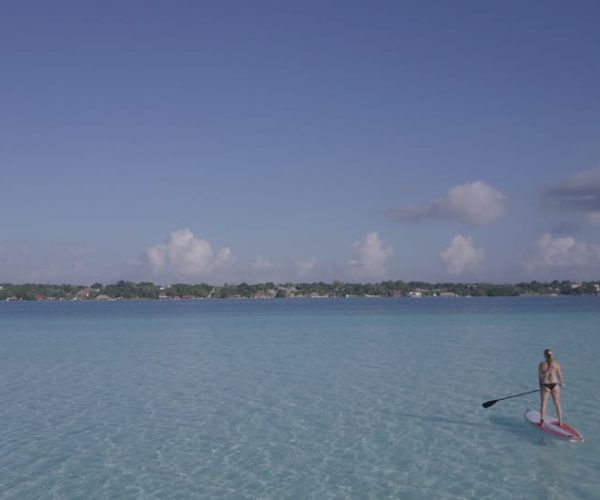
524, 409, 583, 443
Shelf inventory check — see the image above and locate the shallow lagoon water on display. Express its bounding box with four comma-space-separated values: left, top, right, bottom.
0, 297, 598, 499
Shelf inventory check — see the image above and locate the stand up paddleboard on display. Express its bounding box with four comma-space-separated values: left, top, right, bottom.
524, 409, 583, 443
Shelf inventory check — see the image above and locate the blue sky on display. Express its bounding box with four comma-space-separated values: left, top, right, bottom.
2, 1, 599, 285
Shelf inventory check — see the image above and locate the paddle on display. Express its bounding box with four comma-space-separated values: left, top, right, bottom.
482, 389, 540, 409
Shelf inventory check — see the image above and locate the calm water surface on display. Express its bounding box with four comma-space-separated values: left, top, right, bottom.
0, 297, 598, 499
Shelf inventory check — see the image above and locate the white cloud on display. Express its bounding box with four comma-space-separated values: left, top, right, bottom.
296, 258, 317, 278
145, 229, 234, 279
349, 232, 393, 279
388, 181, 506, 226
444, 182, 506, 225
533, 233, 600, 269
440, 234, 484, 275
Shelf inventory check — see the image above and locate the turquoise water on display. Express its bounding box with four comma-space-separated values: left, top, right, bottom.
0, 297, 598, 499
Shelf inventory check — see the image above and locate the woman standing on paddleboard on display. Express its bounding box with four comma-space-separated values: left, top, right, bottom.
538, 348, 564, 426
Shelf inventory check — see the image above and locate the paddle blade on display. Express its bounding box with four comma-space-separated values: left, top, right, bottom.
482, 400, 497, 409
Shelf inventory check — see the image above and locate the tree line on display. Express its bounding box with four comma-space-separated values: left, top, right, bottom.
0, 280, 598, 301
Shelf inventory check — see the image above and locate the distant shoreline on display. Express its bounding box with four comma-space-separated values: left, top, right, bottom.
1, 280, 599, 301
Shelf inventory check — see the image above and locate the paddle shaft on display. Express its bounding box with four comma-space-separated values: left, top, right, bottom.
482, 389, 540, 408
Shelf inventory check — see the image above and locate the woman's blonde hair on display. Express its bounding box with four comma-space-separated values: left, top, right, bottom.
544, 349, 554, 368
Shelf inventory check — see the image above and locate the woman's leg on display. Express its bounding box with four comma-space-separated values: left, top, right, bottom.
551, 387, 563, 426
540, 387, 549, 424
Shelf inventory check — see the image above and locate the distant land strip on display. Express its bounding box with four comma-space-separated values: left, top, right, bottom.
1, 280, 599, 301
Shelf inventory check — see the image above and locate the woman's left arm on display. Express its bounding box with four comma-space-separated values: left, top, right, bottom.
558, 364, 565, 387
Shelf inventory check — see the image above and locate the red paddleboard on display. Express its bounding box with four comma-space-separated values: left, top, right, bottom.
524, 409, 583, 443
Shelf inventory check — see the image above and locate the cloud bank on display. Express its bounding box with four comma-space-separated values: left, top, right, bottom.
440, 234, 484, 275
296, 258, 318, 278
389, 181, 506, 226
544, 168, 600, 214
349, 232, 393, 280
587, 212, 600, 227
144, 229, 234, 280
0, 242, 93, 283
253, 257, 277, 271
